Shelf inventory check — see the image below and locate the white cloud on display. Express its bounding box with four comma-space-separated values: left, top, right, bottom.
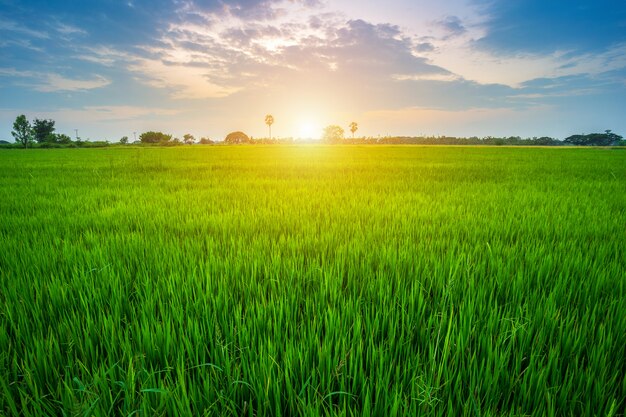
55, 22, 87, 37
0, 68, 37, 78
416, 7, 626, 88
48, 105, 181, 122
393, 73, 460, 82
128, 55, 242, 99
0, 105, 180, 123
0, 18, 49, 39
36, 74, 110, 92
427, 40, 626, 87
75, 46, 134, 66
106, 8, 452, 100
0, 68, 110, 92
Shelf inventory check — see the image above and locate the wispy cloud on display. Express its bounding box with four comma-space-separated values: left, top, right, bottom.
55, 105, 181, 122
0, 105, 180, 123
37, 74, 110, 92
0, 68, 111, 92
0, 18, 49, 39
393, 73, 460, 82
55, 22, 87, 36
471, 0, 626, 55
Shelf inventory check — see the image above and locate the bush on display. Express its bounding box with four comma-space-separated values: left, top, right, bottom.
39, 142, 63, 148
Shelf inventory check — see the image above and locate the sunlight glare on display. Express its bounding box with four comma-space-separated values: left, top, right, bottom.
297, 121, 320, 139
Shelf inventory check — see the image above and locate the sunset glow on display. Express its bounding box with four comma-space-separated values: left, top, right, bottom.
1, 0, 625, 141
296, 122, 318, 140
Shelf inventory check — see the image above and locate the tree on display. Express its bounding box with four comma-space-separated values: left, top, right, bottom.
224, 131, 251, 144
349, 122, 358, 138
139, 131, 172, 144
322, 125, 344, 143
183, 133, 195, 145
265, 114, 274, 139
199, 137, 214, 144
532, 136, 559, 146
11, 115, 32, 148
119, 136, 129, 145
564, 132, 622, 146
32, 118, 56, 143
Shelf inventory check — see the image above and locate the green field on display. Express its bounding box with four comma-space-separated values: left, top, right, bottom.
1, 146, 625, 416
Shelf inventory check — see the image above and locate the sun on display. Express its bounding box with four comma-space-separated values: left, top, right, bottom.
297, 121, 320, 139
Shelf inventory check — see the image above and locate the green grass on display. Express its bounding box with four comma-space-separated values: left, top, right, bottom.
1, 146, 625, 416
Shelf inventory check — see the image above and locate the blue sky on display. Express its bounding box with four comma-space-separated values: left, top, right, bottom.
1, 0, 625, 141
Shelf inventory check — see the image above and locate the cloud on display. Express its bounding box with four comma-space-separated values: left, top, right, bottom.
414, 42, 435, 53
0, 105, 180, 123
325, 19, 448, 77
128, 55, 242, 99
0, 17, 49, 39
50, 105, 181, 122
509, 71, 622, 102
0, 68, 111, 92
55, 22, 87, 36
37, 74, 111, 92
74, 46, 134, 66
472, 0, 626, 55
437, 16, 466, 38
1, 0, 624, 139
217, 0, 324, 21
83, 9, 452, 100
393, 73, 460, 82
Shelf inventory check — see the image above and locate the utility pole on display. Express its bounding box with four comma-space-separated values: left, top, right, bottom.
74, 129, 79, 141
133, 132, 137, 142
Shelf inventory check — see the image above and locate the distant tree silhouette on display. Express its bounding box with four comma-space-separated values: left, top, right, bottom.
323, 125, 344, 143
139, 131, 172, 144
119, 136, 129, 144
265, 115, 274, 139
349, 122, 358, 138
531, 136, 558, 146
183, 133, 195, 145
564, 131, 622, 146
11, 115, 32, 148
224, 131, 251, 144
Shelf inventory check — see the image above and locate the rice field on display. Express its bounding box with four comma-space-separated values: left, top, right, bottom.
0, 145, 625, 416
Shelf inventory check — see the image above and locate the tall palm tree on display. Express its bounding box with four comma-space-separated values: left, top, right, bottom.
265, 114, 274, 140
349, 122, 358, 138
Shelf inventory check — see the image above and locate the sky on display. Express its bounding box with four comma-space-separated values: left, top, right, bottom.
1, 0, 625, 141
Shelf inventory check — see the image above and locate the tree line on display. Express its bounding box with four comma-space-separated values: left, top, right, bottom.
9, 115, 74, 147
4, 114, 624, 148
